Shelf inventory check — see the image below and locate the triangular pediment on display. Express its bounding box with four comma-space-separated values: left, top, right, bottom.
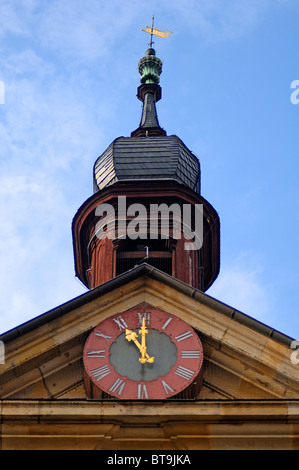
0, 264, 298, 401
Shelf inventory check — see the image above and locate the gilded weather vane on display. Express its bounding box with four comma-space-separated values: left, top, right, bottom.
142, 15, 173, 48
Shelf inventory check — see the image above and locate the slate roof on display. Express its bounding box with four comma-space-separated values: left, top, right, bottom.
93, 134, 201, 193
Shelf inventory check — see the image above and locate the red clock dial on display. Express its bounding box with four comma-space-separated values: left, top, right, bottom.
83, 307, 203, 399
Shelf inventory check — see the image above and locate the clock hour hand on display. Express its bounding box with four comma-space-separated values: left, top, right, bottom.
125, 330, 140, 347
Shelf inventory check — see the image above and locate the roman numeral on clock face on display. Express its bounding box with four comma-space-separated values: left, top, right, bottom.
137, 384, 148, 399
137, 311, 151, 326
109, 378, 126, 396
174, 365, 195, 381
113, 315, 128, 330
87, 349, 106, 358
181, 350, 200, 358
161, 380, 174, 395
174, 330, 193, 342
91, 364, 111, 381
94, 329, 113, 342
161, 316, 173, 330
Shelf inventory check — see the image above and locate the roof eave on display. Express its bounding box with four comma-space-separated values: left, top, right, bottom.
0, 263, 294, 347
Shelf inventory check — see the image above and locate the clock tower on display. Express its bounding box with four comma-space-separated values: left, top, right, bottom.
1, 39, 297, 451
72, 45, 220, 400
72, 46, 220, 294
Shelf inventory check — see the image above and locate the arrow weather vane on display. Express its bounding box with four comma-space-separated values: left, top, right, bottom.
142, 15, 173, 48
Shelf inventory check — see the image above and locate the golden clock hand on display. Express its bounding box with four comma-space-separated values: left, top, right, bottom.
138, 318, 154, 363
139, 317, 147, 355
125, 326, 154, 364
141, 317, 154, 363
125, 330, 142, 351
125, 329, 147, 360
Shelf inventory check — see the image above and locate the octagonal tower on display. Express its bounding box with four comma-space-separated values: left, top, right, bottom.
72, 47, 220, 292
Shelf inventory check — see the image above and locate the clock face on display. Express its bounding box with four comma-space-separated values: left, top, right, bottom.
83, 307, 203, 399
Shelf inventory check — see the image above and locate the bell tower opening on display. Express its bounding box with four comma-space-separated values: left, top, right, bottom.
115, 237, 174, 277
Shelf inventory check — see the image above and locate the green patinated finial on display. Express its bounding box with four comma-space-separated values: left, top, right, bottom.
138, 48, 162, 85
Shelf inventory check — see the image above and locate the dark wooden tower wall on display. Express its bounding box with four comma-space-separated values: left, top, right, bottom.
72, 180, 220, 291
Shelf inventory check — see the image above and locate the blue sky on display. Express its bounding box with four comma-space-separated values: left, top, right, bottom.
0, 0, 298, 340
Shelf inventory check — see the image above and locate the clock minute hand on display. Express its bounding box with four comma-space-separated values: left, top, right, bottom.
139, 317, 148, 357
139, 317, 154, 363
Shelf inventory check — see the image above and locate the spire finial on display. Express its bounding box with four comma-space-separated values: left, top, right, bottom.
131, 19, 173, 138
131, 39, 166, 137
138, 46, 162, 85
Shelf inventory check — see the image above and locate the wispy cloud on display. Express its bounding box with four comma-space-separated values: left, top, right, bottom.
207, 251, 271, 325
163, 0, 272, 42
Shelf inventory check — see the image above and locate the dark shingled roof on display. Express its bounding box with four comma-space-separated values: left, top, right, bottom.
93, 135, 201, 194
93, 49, 201, 195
